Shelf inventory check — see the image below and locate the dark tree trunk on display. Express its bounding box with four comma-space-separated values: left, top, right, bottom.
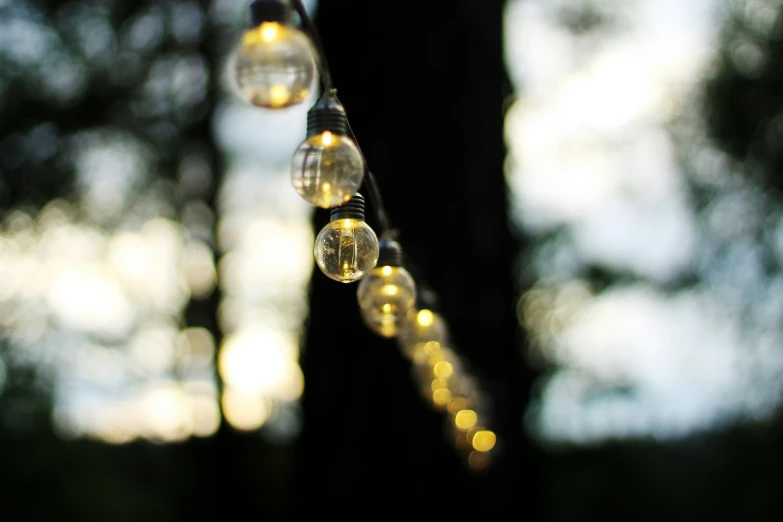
294, 1, 538, 518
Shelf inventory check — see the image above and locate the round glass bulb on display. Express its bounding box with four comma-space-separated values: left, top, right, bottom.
397, 308, 449, 360
233, 22, 315, 109
356, 266, 417, 337
314, 219, 379, 283
291, 131, 364, 208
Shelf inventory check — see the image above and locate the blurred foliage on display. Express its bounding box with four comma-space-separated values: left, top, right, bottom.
3, 0, 783, 521
0, 0, 217, 212
705, 0, 783, 191
525, 1, 783, 520
0, 1, 251, 520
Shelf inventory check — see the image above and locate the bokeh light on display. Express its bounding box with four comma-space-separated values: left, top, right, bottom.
505, 0, 783, 444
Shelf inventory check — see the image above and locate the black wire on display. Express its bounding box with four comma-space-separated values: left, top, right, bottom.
289, 0, 394, 237
289, 0, 333, 94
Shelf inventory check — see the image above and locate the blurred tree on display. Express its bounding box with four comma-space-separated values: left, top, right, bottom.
511, 1, 783, 521
705, 1, 783, 192
0, 1, 296, 520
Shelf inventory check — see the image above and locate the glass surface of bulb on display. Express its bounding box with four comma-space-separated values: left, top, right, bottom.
314, 219, 379, 283
357, 266, 416, 337
397, 308, 449, 360
233, 22, 316, 109
291, 131, 364, 208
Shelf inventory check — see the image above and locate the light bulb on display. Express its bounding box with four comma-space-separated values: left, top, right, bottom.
232, 0, 316, 109
314, 193, 379, 283
397, 306, 449, 361
291, 96, 364, 208
356, 239, 417, 337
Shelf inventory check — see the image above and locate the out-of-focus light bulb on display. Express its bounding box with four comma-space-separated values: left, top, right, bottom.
397, 305, 450, 361
454, 409, 478, 431
232, 0, 316, 109
356, 239, 416, 337
291, 96, 364, 208
314, 193, 379, 283
470, 429, 497, 452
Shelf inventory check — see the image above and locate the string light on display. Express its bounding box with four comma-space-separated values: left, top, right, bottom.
291, 95, 364, 208
233, 0, 499, 468
356, 239, 416, 337
313, 193, 379, 283
397, 307, 449, 361
232, 0, 316, 109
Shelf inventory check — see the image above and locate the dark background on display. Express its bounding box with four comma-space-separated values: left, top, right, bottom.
1, 0, 782, 520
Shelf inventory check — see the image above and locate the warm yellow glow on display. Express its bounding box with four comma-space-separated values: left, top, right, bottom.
242, 31, 257, 45
433, 360, 454, 379
423, 341, 441, 354
417, 309, 434, 327
447, 396, 471, 416
454, 409, 478, 431
471, 430, 497, 452
382, 303, 392, 313
432, 387, 452, 406
380, 284, 398, 296
260, 21, 281, 43
243, 23, 283, 46
381, 265, 393, 276
431, 378, 450, 392
321, 130, 334, 146
322, 182, 331, 191
412, 341, 443, 365
222, 388, 270, 431
427, 350, 446, 367
268, 85, 290, 108
468, 450, 491, 470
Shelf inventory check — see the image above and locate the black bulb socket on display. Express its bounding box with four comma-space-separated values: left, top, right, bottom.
307, 97, 349, 137
249, 0, 290, 26
330, 193, 365, 221
377, 239, 404, 267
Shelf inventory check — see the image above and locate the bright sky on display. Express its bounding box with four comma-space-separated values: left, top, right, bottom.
0, 0, 316, 443
505, 0, 783, 443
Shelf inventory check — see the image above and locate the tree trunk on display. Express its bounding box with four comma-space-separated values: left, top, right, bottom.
294, 1, 537, 517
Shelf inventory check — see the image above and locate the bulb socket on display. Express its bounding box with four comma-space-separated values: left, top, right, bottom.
249, 0, 290, 26
307, 97, 349, 137
330, 193, 365, 221
377, 239, 404, 267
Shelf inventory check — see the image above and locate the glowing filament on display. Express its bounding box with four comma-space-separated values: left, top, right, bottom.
417, 309, 434, 327
260, 22, 280, 43
381, 284, 399, 296
268, 85, 290, 108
